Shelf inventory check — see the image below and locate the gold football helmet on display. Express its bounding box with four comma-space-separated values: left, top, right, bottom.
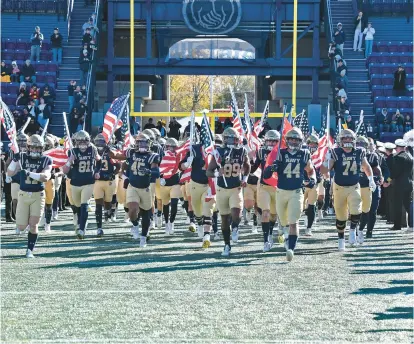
223, 127, 240, 149
27, 134, 44, 159
285, 128, 304, 150
264, 130, 280, 150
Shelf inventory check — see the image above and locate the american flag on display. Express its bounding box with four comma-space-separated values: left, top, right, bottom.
254, 101, 269, 136
311, 135, 334, 169
0, 102, 18, 153
159, 150, 179, 179
229, 85, 244, 136
43, 137, 71, 168
119, 105, 134, 151
244, 95, 261, 152
178, 139, 192, 183
293, 110, 309, 136
200, 113, 217, 201
102, 94, 130, 144
355, 110, 367, 137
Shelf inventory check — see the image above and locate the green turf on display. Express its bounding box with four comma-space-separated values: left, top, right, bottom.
1, 206, 413, 343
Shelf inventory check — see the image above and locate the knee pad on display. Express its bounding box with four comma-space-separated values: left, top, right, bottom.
171, 198, 179, 206
336, 220, 346, 231
350, 214, 361, 225
203, 216, 212, 226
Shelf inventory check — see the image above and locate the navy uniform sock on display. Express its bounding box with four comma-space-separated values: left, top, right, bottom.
163, 204, 170, 224
307, 205, 316, 228
188, 210, 195, 223
45, 205, 53, 225
212, 211, 218, 233
141, 209, 150, 236
262, 222, 270, 243
288, 235, 298, 250
95, 204, 103, 228
269, 221, 275, 236
80, 204, 89, 231
170, 198, 178, 223
27, 232, 38, 251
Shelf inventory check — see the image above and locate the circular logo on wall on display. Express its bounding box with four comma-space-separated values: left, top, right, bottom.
182, 0, 242, 35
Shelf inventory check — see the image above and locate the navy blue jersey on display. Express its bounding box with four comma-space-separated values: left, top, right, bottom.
150, 143, 163, 183
69, 146, 99, 187
359, 151, 378, 187
183, 144, 208, 185
99, 152, 117, 181
10, 151, 20, 183
276, 149, 311, 190
165, 172, 180, 186
19, 153, 52, 192
332, 147, 365, 186
217, 146, 247, 189
126, 149, 159, 189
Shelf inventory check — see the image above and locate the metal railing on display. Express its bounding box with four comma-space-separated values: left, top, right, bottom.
84, 0, 102, 131
66, 0, 74, 42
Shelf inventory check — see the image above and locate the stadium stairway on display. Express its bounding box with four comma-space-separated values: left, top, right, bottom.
50, 0, 96, 137
330, 0, 374, 123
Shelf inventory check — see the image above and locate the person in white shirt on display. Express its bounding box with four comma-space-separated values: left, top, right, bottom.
353, 11, 367, 52
363, 22, 375, 58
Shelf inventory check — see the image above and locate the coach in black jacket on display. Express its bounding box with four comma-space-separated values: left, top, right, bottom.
390, 139, 413, 231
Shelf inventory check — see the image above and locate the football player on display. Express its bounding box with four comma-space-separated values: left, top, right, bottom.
356, 136, 382, 243
62, 130, 102, 239
320, 129, 375, 251
250, 130, 280, 251
93, 133, 120, 237
42, 135, 57, 232
206, 127, 250, 256
243, 149, 259, 234
264, 128, 316, 261
110, 133, 160, 247
180, 140, 216, 248
7, 134, 52, 258
159, 138, 182, 234
8, 132, 28, 234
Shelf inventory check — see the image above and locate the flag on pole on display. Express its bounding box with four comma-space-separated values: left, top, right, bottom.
43, 137, 71, 168
159, 150, 179, 179
355, 110, 366, 137
293, 110, 309, 136
102, 94, 130, 144
287, 105, 293, 124
311, 135, 334, 169
0, 101, 18, 153
254, 100, 269, 136
244, 95, 261, 152
200, 112, 217, 201
229, 85, 244, 137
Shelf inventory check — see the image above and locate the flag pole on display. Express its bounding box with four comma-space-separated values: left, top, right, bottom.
20, 117, 31, 134
355, 110, 364, 135
62, 112, 75, 156
326, 103, 331, 148
276, 105, 288, 160
189, 110, 195, 158
41, 119, 50, 139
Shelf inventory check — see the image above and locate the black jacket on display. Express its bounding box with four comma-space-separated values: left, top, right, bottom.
354, 15, 367, 30
50, 33, 63, 48
21, 64, 35, 78
334, 29, 346, 44
391, 151, 413, 186
393, 70, 406, 90
79, 56, 91, 72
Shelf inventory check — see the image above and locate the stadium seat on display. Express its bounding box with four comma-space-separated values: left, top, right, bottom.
371, 74, 382, 85
369, 64, 381, 74
387, 42, 399, 53
46, 62, 58, 73
374, 96, 386, 108
2, 50, 14, 60
371, 85, 383, 98
36, 73, 46, 83
378, 53, 389, 63
35, 61, 47, 72
383, 85, 394, 96
399, 53, 412, 63
382, 63, 396, 74
4, 38, 15, 50
382, 75, 394, 86
377, 42, 388, 53
398, 97, 411, 108
40, 50, 52, 61
386, 96, 398, 108
15, 39, 28, 50
14, 50, 27, 61
42, 40, 51, 50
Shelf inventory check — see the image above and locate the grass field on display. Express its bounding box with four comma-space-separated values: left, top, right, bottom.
1, 205, 413, 344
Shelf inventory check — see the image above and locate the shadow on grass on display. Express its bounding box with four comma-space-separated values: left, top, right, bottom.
373, 307, 414, 320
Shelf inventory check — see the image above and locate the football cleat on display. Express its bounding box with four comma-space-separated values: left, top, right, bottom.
15, 227, 21, 235
149, 220, 155, 231
348, 229, 356, 246
251, 224, 258, 234
318, 209, 323, 220
97, 228, 104, 237
197, 225, 204, 238
366, 230, 373, 238
52, 211, 58, 220
131, 226, 140, 240
202, 234, 211, 249
263, 242, 271, 252
221, 244, 231, 257
213, 231, 220, 241
268, 234, 274, 248
26, 249, 35, 258
338, 239, 346, 251
357, 230, 364, 245
169, 222, 175, 234
73, 214, 78, 228
231, 227, 239, 243
77, 230, 85, 240
39, 215, 45, 227
44, 224, 51, 233
304, 228, 313, 237
165, 222, 170, 235
189, 222, 196, 233
124, 212, 130, 223
139, 236, 147, 248
286, 249, 294, 262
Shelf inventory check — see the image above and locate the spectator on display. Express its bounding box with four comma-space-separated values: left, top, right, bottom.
168, 117, 181, 140
345, 114, 355, 131
224, 117, 233, 129
79, 50, 91, 86
183, 121, 191, 138
337, 88, 347, 100
74, 86, 84, 105
337, 96, 349, 122
377, 108, 390, 133
78, 97, 88, 117
353, 11, 367, 52
1, 61, 11, 82
328, 42, 342, 60
82, 18, 94, 35
10, 61, 20, 82
16, 82, 29, 106
40, 83, 55, 109
26, 100, 37, 117
362, 22, 375, 58
395, 110, 404, 132
404, 115, 412, 132
20, 60, 36, 83
13, 109, 25, 130
336, 59, 347, 76
144, 118, 155, 129
70, 107, 82, 134
82, 27, 93, 46
29, 84, 40, 105
338, 69, 349, 91
30, 26, 44, 61
366, 122, 374, 138
156, 120, 167, 137
25, 115, 41, 136
67, 80, 76, 112
393, 65, 407, 96
36, 98, 50, 128
334, 23, 346, 55
50, 28, 63, 64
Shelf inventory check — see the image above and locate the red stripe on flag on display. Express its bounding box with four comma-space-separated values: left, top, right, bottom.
43, 148, 68, 168
180, 167, 192, 183
160, 151, 179, 179
312, 136, 333, 169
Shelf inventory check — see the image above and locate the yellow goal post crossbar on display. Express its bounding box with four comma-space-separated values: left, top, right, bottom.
130, 111, 284, 132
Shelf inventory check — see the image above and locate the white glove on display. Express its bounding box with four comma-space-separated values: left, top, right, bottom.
160, 178, 166, 186
368, 176, 376, 192
214, 170, 220, 178
5, 175, 12, 183
186, 156, 194, 166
